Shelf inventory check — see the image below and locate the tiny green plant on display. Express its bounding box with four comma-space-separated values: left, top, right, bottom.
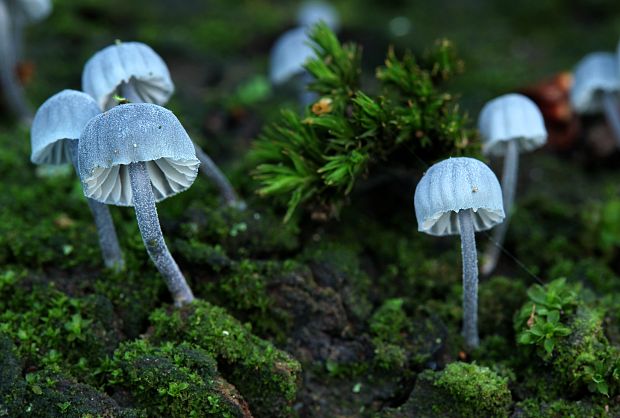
252, 23, 474, 221
515, 278, 577, 359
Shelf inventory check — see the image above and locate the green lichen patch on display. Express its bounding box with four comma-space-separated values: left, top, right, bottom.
107, 339, 252, 418
149, 300, 301, 418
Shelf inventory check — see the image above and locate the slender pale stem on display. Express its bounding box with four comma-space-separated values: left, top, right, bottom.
128, 161, 194, 306
602, 91, 620, 147
193, 143, 245, 209
482, 140, 518, 276
298, 71, 317, 108
0, 9, 32, 124
68, 141, 124, 271
459, 209, 479, 349
120, 81, 143, 103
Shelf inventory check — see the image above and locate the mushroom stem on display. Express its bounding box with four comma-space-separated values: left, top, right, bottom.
298, 71, 317, 107
68, 141, 124, 271
192, 143, 245, 209
482, 140, 518, 276
459, 208, 479, 349
128, 161, 195, 306
120, 81, 144, 103
602, 91, 620, 146
0, 4, 32, 124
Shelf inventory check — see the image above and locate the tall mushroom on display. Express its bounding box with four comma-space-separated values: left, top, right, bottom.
0, 0, 51, 123
78, 103, 198, 306
270, 2, 340, 106
414, 157, 504, 348
570, 52, 620, 145
478, 93, 547, 275
81, 41, 242, 208
30, 89, 124, 270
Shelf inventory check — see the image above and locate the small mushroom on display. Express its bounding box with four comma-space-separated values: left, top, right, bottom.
81, 41, 243, 209
570, 52, 620, 145
477, 93, 547, 275
78, 103, 198, 306
0, 0, 51, 123
270, 2, 340, 106
414, 157, 504, 348
30, 89, 124, 270
297, 1, 340, 31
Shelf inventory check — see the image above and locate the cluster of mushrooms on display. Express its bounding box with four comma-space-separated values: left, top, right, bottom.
30, 41, 242, 306
18, 2, 620, 349
414, 42, 620, 349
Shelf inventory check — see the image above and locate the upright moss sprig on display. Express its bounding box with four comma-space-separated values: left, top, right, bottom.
253, 23, 474, 221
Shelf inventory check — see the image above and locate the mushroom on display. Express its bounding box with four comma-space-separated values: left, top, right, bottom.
0, 0, 51, 123
297, 1, 340, 31
570, 52, 620, 145
30, 89, 124, 270
270, 2, 340, 106
78, 103, 198, 306
81, 41, 243, 209
477, 93, 547, 276
414, 157, 504, 348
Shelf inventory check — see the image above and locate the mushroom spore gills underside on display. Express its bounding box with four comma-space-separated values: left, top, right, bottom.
83, 158, 199, 206
420, 208, 504, 236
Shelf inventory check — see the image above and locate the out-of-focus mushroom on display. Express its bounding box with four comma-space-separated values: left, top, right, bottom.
0, 0, 51, 123
297, 1, 339, 31
81, 41, 243, 208
570, 52, 620, 145
414, 157, 504, 348
31, 89, 124, 271
478, 93, 547, 276
79, 103, 198, 306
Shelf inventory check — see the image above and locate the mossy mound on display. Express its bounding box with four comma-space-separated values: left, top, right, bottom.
108, 339, 252, 417
149, 300, 301, 418
381, 362, 512, 418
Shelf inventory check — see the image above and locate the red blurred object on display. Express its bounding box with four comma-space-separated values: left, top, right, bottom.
520, 72, 581, 152
16, 61, 35, 84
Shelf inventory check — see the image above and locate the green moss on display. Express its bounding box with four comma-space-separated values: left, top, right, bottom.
149, 300, 301, 418
479, 276, 527, 338
383, 362, 511, 418
108, 339, 251, 417
369, 298, 410, 370
195, 259, 294, 339
176, 202, 300, 259
516, 398, 611, 418
0, 269, 121, 384
515, 279, 620, 397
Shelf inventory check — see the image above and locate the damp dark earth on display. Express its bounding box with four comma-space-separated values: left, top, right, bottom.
1, 0, 620, 417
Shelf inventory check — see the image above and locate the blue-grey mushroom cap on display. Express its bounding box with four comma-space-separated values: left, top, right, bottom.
82, 41, 174, 111
570, 52, 620, 114
478, 93, 547, 157
78, 103, 199, 207
30, 89, 101, 165
8, 0, 52, 22
270, 27, 315, 85
414, 157, 505, 236
297, 1, 339, 31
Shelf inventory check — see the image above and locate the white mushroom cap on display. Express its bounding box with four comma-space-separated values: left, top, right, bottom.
8, 0, 52, 22
30, 89, 101, 165
570, 52, 620, 114
478, 93, 548, 157
270, 27, 315, 85
81, 41, 174, 111
78, 103, 199, 207
414, 157, 505, 236
297, 1, 339, 31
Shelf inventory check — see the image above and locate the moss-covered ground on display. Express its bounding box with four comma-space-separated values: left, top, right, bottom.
2, 0, 620, 416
